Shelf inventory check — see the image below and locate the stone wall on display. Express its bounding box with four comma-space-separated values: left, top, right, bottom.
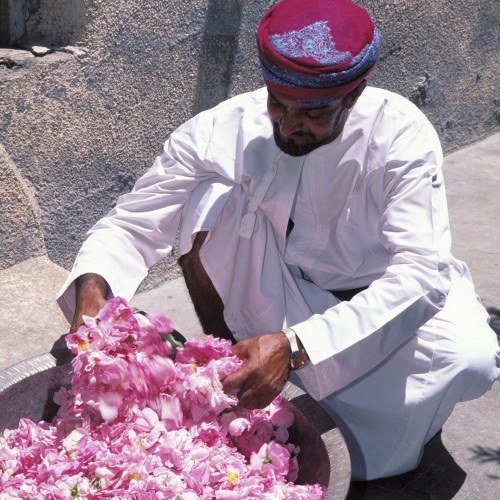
0, 0, 498, 287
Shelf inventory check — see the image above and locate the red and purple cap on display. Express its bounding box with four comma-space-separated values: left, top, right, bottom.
257, 0, 381, 105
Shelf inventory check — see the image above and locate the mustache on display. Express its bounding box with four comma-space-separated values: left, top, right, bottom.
272, 122, 315, 140
272, 125, 318, 157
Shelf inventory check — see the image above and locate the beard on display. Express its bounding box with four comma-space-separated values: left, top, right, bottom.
271, 105, 347, 157
272, 124, 319, 157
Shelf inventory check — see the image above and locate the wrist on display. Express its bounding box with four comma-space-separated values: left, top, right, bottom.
72, 274, 109, 331
282, 327, 309, 370
76, 273, 110, 297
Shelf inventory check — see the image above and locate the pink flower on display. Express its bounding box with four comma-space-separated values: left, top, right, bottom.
250, 441, 291, 477
269, 396, 295, 428
0, 298, 324, 498
286, 444, 300, 483
149, 393, 184, 430
232, 417, 274, 458
227, 417, 252, 437
98, 392, 123, 422
175, 335, 234, 365
132, 407, 159, 433
98, 297, 138, 330
144, 311, 174, 335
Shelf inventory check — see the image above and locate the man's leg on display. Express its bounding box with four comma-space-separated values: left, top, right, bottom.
319, 269, 499, 480
178, 231, 236, 344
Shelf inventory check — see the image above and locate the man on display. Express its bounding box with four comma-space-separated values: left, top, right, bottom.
58, 0, 499, 481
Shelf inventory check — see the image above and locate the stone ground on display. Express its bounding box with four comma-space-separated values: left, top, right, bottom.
1, 133, 499, 498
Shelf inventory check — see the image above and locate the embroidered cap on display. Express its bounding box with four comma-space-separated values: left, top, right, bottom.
256, 0, 381, 105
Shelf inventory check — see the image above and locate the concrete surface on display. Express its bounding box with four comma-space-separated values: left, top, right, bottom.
0, 132, 499, 498
0, 144, 45, 269
0, 256, 69, 368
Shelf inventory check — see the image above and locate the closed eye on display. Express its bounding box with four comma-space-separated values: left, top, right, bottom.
303, 111, 325, 121
268, 95, 283, 108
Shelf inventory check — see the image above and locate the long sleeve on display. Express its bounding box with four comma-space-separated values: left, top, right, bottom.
57, 87, 274, 323
290, 120, 452, 400
57, 112, 219, 322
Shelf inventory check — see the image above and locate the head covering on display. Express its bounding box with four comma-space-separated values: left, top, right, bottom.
257, 0, 381, 105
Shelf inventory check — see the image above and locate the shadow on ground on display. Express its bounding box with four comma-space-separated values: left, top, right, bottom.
345, 432, 466, 499
468, 303, 500, 476
470, 445, 500, 480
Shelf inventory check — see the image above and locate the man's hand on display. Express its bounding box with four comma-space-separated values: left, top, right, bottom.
70, 273, 110, 332
222, 332, 291, 409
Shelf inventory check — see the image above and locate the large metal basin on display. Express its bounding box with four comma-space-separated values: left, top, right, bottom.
0, 350, 351, 499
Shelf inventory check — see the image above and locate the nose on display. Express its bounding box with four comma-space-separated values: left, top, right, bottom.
278, 109, 303, 138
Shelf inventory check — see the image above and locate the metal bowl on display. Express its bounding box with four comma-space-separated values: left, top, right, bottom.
0, 351, 351, 499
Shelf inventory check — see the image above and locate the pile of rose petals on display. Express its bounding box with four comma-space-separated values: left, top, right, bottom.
0, 298, 323, 499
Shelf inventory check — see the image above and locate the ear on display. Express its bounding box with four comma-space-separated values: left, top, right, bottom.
344, 80, 367, 109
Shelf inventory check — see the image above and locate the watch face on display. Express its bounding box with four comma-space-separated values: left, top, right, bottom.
292, 352, 309, 370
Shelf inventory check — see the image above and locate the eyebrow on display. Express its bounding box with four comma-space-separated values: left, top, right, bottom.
303, 104, 330, 111
268, 90, 330, 111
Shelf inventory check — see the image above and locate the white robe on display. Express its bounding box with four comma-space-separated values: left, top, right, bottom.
58, 87, 500, 480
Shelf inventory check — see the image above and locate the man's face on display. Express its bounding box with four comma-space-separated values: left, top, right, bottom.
267, 90, 349, 157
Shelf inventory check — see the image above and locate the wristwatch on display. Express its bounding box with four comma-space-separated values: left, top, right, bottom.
282, 327, 309, 370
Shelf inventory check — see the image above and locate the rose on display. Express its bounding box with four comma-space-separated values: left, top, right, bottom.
0, 298, 324, 499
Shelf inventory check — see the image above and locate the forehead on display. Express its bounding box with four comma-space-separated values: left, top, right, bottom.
267, 89, 340, 111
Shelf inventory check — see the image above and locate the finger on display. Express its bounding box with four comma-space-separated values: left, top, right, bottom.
221, 367, 249, 393
237, 385, 275, 410
70, 318, 84, 333
230, 341, 249, 359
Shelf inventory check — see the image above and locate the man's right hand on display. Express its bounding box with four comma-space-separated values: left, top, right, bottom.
70, 273, 110, 332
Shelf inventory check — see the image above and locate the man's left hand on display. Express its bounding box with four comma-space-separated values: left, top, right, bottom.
222, 332, 291, 409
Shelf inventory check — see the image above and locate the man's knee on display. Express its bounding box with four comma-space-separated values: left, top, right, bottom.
455, 325, 500, 400
178, 231, 215, 297
178, 231, 209, 272
177, 231, 236, 343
